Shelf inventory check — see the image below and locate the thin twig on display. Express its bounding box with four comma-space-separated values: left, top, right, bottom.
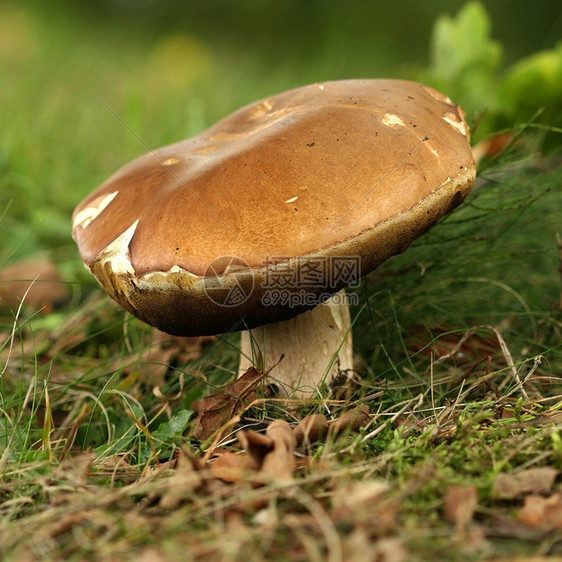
434, 324, 528, 400
556, 232, 562, 310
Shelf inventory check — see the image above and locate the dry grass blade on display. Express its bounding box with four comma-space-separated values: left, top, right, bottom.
433, 324, 529, 399
557, 232, 562, 310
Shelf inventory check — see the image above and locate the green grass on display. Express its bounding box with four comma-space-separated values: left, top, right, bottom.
1, 2, 562, 560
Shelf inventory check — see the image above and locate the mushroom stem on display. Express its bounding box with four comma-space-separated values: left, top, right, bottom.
238, 290, 353, 397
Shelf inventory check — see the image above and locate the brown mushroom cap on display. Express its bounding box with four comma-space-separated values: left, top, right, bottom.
72, 79, 475, 336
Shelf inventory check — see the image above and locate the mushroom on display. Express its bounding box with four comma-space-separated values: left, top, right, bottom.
72, 79, 475, 397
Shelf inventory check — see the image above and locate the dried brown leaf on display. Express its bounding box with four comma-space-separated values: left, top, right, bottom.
0, 254, 69, 310
237, 419, 296, 481
157, 450, 209, 510
332, 480, 397, 534
293, 413, 329, 446
262, 419, 296, 480
444, 485, 478, 535
191, 367, 268, 440
208, 450, 248, 483
518, 493, 562, 531
237, 430, 273, 471
493, 467, 558, 499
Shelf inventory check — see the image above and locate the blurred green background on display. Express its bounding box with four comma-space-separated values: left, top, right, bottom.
1, 0, 561, 271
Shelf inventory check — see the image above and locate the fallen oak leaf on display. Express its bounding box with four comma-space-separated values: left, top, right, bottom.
207, 450, 248, 483
191, 366, 270, 441
293, 413, 329, 447
237, 419, 296, 482
493, 467, 558, 499
517, 492, 562, 531
262, 419, 296, 481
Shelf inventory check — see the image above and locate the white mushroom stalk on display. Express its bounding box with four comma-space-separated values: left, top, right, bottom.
239, 291, 353, 397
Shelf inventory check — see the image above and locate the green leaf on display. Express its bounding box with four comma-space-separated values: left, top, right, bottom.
152, 409, 193, 442
431, 1, 502, 83
500, 41, 562, 125
424, 1, 503, 138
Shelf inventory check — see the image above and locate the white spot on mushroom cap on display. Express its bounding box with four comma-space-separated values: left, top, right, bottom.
137, 264, 199, 292
73, 191, 118, 231
381, 113, 405, 127
95, 220, 139, 275
421, 84, 453, 106
285, 196, 298, 203
444, 115, 468, 137
163, 157, 180, 165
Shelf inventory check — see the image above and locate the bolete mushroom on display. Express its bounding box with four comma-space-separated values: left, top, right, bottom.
72, 79, 475, 397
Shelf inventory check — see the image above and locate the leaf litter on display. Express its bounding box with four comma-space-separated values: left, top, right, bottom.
3, 326, 562, 561
3, 344, 562, 561
1, 354, 406, 560
191, 366, 271, 441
